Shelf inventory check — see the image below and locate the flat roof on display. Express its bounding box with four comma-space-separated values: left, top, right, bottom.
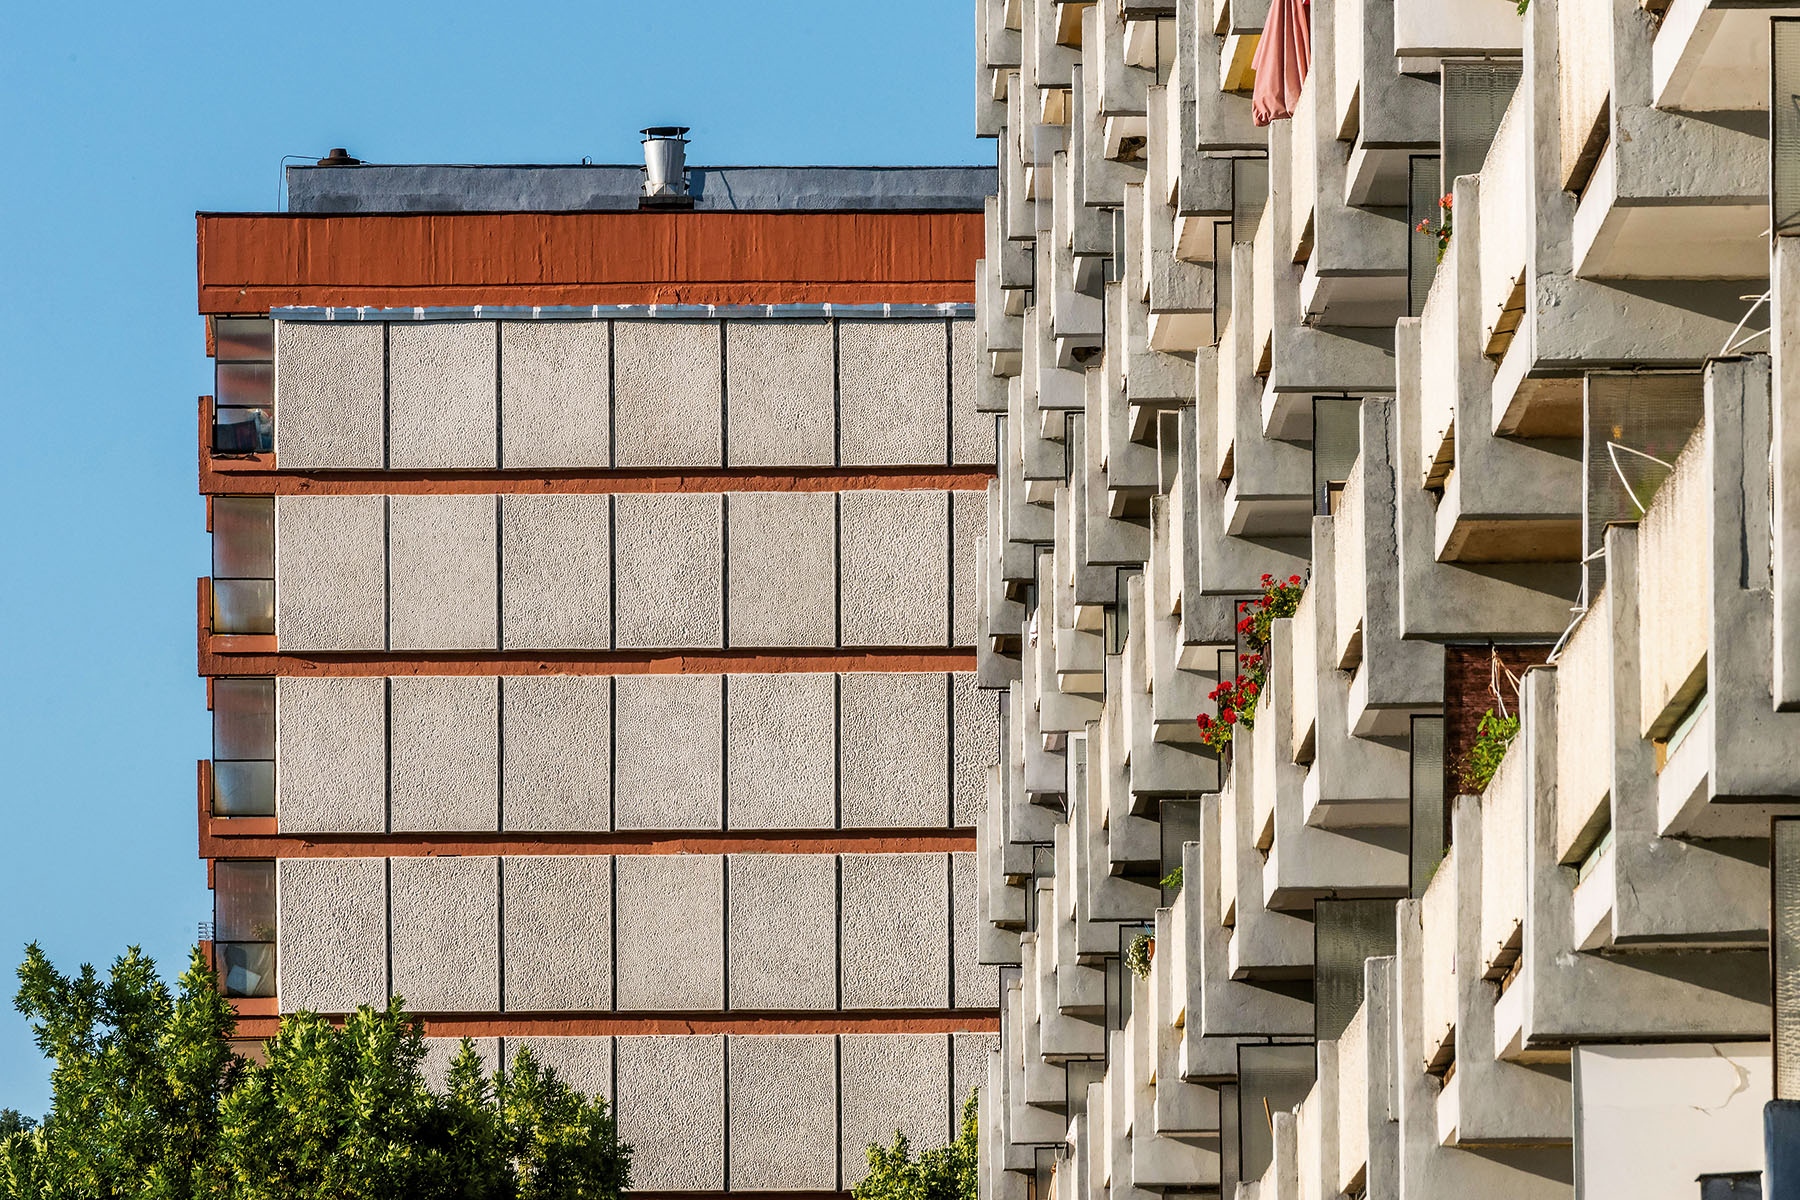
285, 163, 997, 214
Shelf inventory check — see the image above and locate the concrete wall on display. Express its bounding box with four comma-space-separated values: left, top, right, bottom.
841, 672, 949, 827
726, 673, 837, 829
388, 494, 497, 651
389, 676, 498, 832
615, 1035, 727, 1190
727, 1035, 839, 1190
613, 321, 722, 468
499, 321, 610, 468
276, 676, 385, 834
614, 854, 724, 1010
840, 1034, 952, 1185
498, 494, 611, 650
726, 854, 838, 1010
841, 853, 951, 1009
725, 491, 837, 647
613, 494, 724, 649
274, 321, 384, 468
724, 321, 835, 467
500, 855, 612, 1011
276, 857, 387, 1014
388, 322, 496, 469
841, 490, 951, 646
840, 320, 950, 466
613, 674, 722, 830
274, 495, 385, 651
500, 676, 611, 832
389, 855, 499, 1012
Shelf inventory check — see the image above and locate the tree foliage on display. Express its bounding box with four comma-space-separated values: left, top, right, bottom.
853, 1089, 978, 1200
0, 943, 630, 1200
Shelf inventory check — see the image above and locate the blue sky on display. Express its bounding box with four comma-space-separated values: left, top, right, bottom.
0, 0, 987, 1114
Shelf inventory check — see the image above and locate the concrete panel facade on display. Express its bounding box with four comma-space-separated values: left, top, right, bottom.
613, 320, 722, 468
841, 853, 950, 1009
387, 494, 497, 651
614, 1035, 726, 1191
612, 493, 723, 649
500, 855, 612, 1012
724, 321, 835, 467
614, 855, 724, 1010
274, 321, 384, 469
726, 854, 837, 1010
840, 673, 948, 827
951, 673, 996, 827
726, 1035, 839, 1190
500, 675, 611, 832
951, 489, 985, 646
840, 490, 950, 647
499, 494, 611, 650
613, 674, 723, 830
949, 319, 992, 466
499, 320, 610, 468
839, 1034, 951, 1186
276, 676, 386, 834
839, 320, 948, 466
388, 855, 499, 1013
725, 491, 836, 647
389, 676, 499, 832
274, 495, 385, 651
387, 321, 496, 469
725, 673, 837, 829
276, 857, 387, 1014
951, 852, 989, 1009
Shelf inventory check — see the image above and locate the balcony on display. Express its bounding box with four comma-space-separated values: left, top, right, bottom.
212, 859, 276, 999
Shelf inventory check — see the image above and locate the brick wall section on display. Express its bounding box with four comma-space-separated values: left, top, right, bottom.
1442, 644, 1552, 813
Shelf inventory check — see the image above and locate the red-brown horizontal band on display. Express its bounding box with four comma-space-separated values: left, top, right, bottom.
196, 211, 982, 312
224, 1007, 999, 1040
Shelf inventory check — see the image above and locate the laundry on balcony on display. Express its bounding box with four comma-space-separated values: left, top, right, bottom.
1250, 0, 1310, 126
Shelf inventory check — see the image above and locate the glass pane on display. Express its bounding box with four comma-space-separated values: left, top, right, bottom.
214, 860, 276, 942
1314, 899, 1397, 1042
1775, 21, 1800, 236
212, 761, 275, 817
1312, 398, 1362, 515
1775, 819, 1800, 1097
1232, 158, 1269, 245
216, 318, 274, 362
213, 497, 274, 578
1583, 374, 1705, 599
213, 407, 273, 454
1442, 62, 1522, 192
219, 942, 276, 998
213, 580, 274, 635
1238, 1044, 1316, 1183
216, 362, 274, 408
1411, 716, 1447, 897
1409, 156, 1442, 318
214, 678, 275, 761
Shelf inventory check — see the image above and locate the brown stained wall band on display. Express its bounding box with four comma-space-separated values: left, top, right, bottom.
195, 211, 984, 313
224, 1009, 999, 1041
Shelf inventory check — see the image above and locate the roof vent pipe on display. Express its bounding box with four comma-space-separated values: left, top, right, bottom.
640, 127, 691, 202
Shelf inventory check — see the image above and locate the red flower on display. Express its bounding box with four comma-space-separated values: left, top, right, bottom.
1196, 713, 1213, 729
1260, 574, 1274, 585
1439, 193, 1452, 210
1221, 708, 1237, 724
1244, 681, 1259, 698
1237, 616, 1255, 634
1288, 575, 1302, 585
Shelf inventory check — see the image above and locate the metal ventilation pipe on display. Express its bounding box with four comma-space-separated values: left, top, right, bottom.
640, 127, 691, 198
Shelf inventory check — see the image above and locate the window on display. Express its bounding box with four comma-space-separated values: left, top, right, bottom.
214, 317, 273, 453
213, 860, 276, 998
213, 677, 274, 817
212, 496, 274, 635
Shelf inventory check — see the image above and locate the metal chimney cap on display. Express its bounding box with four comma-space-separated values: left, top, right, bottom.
640, 126, 690, 141
317, 148, 362, 166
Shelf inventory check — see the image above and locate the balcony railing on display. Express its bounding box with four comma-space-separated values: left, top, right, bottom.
213, 678, 274, 817
213, 861, 276, 998
213, 317, 273, 454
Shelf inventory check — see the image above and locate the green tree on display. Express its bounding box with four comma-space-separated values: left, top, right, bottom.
854, 1089, 978, 1200
1, 944, 630, 1200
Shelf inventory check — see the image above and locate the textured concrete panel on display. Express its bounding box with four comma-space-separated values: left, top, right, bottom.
499, 494, 611, 650
388, 494, 498, 651
614, 674, 722, 830
725, 673, 836, 830
612, 493, 723, 649
840, 854, 950, 1009
499, 320, 610, 468
421, 1037, 499, 1092
839, 320, 948, 466
840, 673, 947, 828
389, 856, 499, 1012
840, 490, 949, 647
615, 1036, 725, 1190
839, 1034, 950, 1185
727, 1035, 838, 1190
724, 321, 835, 467
951, 673, 997, 828
276, 676, 386, 834
725, 491, 836, 647
390, 676, 499, 832
507, 1037, 612, 1100
951, 1032, 998, 1115
951, 852, 992, 1009
949, 319, 994, 466
274, 321, 384, 469
277, 857, 386, 1014
274, 495, 385, 651
388, 321, 497, 469
951, 489, 984, 647
501, 856, 611, 1011
613, 320, 722, 468
501, 676, 610, 832
614, 855, 724, 1010
726, 855, 836, 1010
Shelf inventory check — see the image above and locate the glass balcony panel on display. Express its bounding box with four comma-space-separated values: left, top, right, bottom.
212, 579, 274, 635
216, 362, 273, 409
1408, 155, 1441, 318
211, 761, 274, 817
213, 406, 273, 454
1237, 1044, 1316, 1183
1314, 899, 1397, 1042
214, 860, 276, 942
212, 497, 274, 579
217, 942, 275, 998
215, 318, 274, 362
213, 678, 275, 761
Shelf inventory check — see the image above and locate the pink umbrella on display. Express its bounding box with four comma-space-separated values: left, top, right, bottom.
1251, 0, 1312, 126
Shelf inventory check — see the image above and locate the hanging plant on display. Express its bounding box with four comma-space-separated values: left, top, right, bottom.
1160, 866, 1184, 894
1457, 710, 1520, 793
1194, 574, 1306, 750
1415, 193, 1453, 263
1125, 932, 1155, 980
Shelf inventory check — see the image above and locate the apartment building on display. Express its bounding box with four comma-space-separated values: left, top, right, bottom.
196, 141, 1002, 1194
972, 1, 1800, 1197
